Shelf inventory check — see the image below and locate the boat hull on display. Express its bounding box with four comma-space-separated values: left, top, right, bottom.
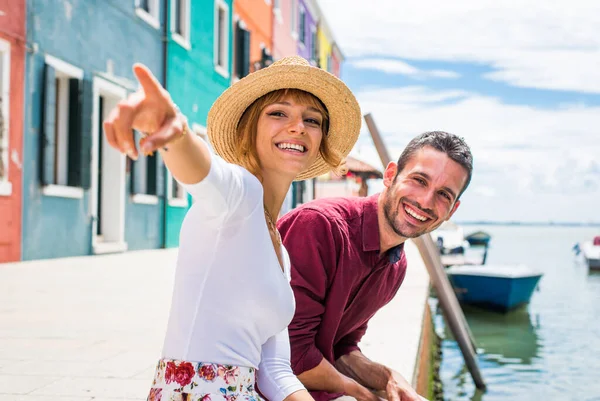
581, 242, 600, 271
447, 271, 542, 312
587, 257, 600, 270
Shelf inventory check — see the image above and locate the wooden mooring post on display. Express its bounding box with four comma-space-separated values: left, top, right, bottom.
363, 113, 487, 391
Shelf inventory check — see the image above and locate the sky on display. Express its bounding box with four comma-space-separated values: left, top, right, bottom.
319, 0, 600, 224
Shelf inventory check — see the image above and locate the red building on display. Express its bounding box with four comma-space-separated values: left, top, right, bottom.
0, 0, 26, 262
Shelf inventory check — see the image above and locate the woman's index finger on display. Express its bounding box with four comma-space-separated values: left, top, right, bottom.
132, 63, 163, 97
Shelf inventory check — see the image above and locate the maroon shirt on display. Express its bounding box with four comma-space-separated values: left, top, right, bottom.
277, 194, 407, 401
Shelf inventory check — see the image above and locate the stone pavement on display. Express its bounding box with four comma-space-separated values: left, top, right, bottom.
0, 242, 429, 400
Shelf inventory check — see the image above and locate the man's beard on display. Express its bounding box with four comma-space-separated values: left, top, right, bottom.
383, 196, 433, 239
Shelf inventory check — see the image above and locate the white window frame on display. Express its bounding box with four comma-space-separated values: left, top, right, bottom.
290, 0, 298, 39
214, 0, 230, 78
136, 0, 160, 30
273, 0, 282, 25
42, 55, 84, 199
171, 0, 191, 50
131, 193, 159, 205
0, 39, 11, 196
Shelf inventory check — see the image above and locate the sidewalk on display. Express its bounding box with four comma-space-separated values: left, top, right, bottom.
0, 242, 429, 400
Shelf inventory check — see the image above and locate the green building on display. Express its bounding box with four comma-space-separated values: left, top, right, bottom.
164, 0, 233, 247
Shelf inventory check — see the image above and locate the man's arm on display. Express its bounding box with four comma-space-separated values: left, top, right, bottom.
298, 357, 379, 401
336, 351, 421, 401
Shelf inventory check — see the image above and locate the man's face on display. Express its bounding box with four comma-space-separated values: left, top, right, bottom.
382, 147, 468, 239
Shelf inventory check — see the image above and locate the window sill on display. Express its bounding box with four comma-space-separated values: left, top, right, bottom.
42, 184, 84, 199
136, 8, 160, 29
131, 194, 159, 205
168, 198, 188, 208
93, 241, 128, 255
0, 181, 12, 196
172, 33, 191, 50
215, 65, 230, 79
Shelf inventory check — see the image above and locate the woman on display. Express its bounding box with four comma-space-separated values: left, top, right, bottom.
103, 56, 361, 401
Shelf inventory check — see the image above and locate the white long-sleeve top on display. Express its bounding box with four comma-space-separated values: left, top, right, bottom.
161, 146, 305, 401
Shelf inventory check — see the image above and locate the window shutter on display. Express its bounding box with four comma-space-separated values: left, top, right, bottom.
130, 130, 145, 194
155, 155, 165, 198
235, 22, 245, 77
67, 78, 81, 187
41, 64, 57, 185
146, 154, 157, 195
235, 22, 251, 78
78, 78, 93, 189
242, 29, 251, 78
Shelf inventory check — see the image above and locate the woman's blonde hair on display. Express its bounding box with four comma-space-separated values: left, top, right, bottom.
235, 89, 341, 179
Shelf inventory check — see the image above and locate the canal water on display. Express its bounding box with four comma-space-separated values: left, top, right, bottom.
433, 224, 600, 401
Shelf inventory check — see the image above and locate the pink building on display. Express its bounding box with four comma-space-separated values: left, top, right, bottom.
272, 0, 298, 59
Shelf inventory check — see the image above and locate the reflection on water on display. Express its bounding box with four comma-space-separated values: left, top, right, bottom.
458, 305, 541, 366
434, 225, 600, 401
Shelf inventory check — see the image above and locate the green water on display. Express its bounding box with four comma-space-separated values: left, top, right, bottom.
433, 225, 600, 401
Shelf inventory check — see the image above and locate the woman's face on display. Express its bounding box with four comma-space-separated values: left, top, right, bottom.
255, 95, 324, 179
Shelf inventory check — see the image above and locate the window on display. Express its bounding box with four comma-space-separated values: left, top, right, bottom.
234, 20, 251, 78
311, 28, 319, 66
290, 0, 298, 37
130, 130, 162, 204
171, 0, 191, 49
136, 0, 160, 29
273, 0, 282, 24
0, 39, 10, 195
214, 0, 230, 78
298, 7, 306, 45
41, 55, 91, 197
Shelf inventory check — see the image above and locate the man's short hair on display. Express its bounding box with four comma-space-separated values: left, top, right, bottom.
396, 131, 473, 198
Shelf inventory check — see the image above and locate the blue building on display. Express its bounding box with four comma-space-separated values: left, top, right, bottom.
22, 0, 167, 260
163, 0, 233, 248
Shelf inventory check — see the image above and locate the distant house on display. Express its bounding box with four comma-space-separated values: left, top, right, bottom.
315, 156, 383, 199
0, 0, 26, 262
22, 1, 165, 260
233, 0, 273, 80
272, 0, 299, 59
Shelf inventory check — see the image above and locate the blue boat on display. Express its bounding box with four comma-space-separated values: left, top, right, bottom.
446, 265, 543, 312
465, 230, 492, 247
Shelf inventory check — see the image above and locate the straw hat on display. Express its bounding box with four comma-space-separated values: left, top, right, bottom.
206, 56, 361, 180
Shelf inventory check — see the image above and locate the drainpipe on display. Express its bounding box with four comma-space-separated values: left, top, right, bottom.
161, 0, 169, 248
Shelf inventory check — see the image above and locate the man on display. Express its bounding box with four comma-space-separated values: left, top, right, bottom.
277, 131, 473, 401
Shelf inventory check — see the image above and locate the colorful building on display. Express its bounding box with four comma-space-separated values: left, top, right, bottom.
22, 0, 165, 260
8, 0, 346, 261
272, 0, 298, 59
232, 0, 273, 80
295, 0, 319, 65
164, 0, 233, 247
316, 16, 332, 71
330, 42, 344, 78
0, 0, 26, 262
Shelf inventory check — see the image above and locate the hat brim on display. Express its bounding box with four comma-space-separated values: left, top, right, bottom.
207, 61, 362, 181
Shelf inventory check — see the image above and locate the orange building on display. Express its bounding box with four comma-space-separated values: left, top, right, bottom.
233, 0, 274, 79
0, 0, 26, 262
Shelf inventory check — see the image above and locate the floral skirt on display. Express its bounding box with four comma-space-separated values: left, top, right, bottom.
148, 358, 264, 401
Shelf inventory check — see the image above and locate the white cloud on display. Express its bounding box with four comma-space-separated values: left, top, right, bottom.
320, 0, 600, 93
350, 86, 600, 222
351, 58, 460, 79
